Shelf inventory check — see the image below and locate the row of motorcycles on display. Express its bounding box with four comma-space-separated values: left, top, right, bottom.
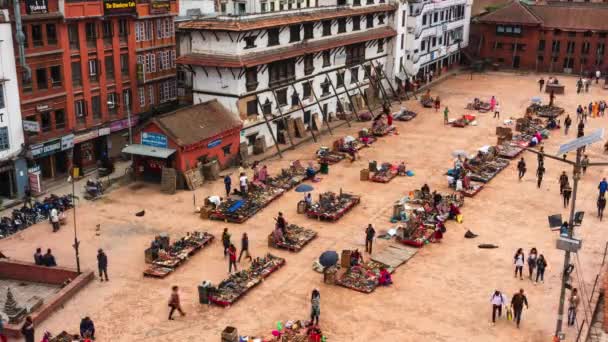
0, 194, 74, 239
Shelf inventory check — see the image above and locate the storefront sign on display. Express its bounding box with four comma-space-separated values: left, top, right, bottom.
36, 104, 52, 113
74, 130, 99, 144
23, 120, 40, 133
103, 0, 136, 15
30, 139, 61, 158
98, 127, 111, 136
207, 138, 222, 149
28, 170, 42, 194
25, 0, 48, 14
150, 0, 170, 14
110, 115, 139, 132
141, 132, 168, 148
61, 134, 74, 151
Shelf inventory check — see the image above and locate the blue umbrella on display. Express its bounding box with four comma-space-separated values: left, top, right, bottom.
295, 184, 314, 193
319, 251, 339, 268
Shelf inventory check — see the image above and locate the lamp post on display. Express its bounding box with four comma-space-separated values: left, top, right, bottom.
70, 167, 81, 274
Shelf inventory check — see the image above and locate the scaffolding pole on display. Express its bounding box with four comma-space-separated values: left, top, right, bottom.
289, 84, 318, 142
308, 80, 334, 135
270, 89, 295, 149
326, 73, 352, 127
372, 60, 400, 103
256, 96, 283, 158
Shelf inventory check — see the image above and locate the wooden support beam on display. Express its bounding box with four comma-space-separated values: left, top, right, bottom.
256, 96, 283, 158
326, 72, 352, 127
290, 84, 317, 142
270, 89, 296, 149
372, 60, 400, 103
309, 80, 333, 135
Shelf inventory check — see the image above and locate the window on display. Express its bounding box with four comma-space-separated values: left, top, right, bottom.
433, 12, 438, 23
336, 71, 345, 87
276, 88, 288, 106
353, 0, 360, 6
85, 23, 97, 46
322, 21, 332, 36
22, 71, 32, 92
402, 10, 406, 27
367, 0, 373, 4
246, 67, 258, 91
108, 92, 117, 114
222, 144, 232, 157
566, 41, 575, 54
401, 34, 404, 49
118, 19, 128, 38
246, 133, 258, 146
350, 67, 359, 83
268, 28, 280, 46
40, 112, 51, 132
105, 56, 115, 80
598, 42, 605, 56
135, 22, 143, 42
346, 43, 365, 66
36, 68, 47, 89
160, 79, 176, 103
46, 24, 57, 45
149, 53, 156, 72
268, 59, 295, 87
75, 100, 86, 120
552, 40, 560, 53
582, 41, 590, 54
32, 25, 43, 47
321, 80, 330, 96
421, 40, 426, 51
103, 21, 113, 43
366, 14, 374, 29
0, 127, 9, 151
422, 15, 427, 25
261, 2, 268, 12
246, 100, 258, 116
304, 23, 314, 39
378, 14, 385, 25
304, 54, 314, 75
568, 32, 576, 38
322, 50, 331, 67
0, 84, 4, 109
67, 25, 80, 51
244, 36, 256, 49
120, 54, 129, 76
55, 110, 65, 130
89, 59, 98, 81
50, 66, 61, 87
138, 87, 145, 106
513, 26, 521, 35
91, 95, 102, 119
363, 65, 371, 79
352, 16, 360, 31
156, 19, 163, 39
22, 26, 28, 48
291, 91, 299, 107
538, 39, 545, 51
290, 25, 300, 42
378, 39, 384, 53
497, 26, 504, 34
302, 82, 311, 98
338, 18, 346, 33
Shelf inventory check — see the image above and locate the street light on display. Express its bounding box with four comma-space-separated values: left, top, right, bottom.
69, 168, 81, 274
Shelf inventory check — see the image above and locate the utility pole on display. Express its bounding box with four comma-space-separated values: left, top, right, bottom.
71, 168, 81, 274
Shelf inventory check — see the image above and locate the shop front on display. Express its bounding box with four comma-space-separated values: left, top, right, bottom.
28, 134, 74, 188
0, 158, 28, 200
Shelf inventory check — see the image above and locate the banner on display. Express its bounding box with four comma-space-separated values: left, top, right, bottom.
25, 0, 48, 14
103, 0, 136, 15
141, 132, 168, 148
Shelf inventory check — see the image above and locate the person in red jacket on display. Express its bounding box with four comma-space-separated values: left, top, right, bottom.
228, 244, 238, 273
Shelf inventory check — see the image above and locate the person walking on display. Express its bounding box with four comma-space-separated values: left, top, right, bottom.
564, 114, 572, 135
97, 248, 109, 282
79, 316, 95, 340
365, 224, 375, 254
599, 178, 608, 197
511, 289, 529, 328
517, 158, 526, 180
514, 248, 525, 280
568, 288, 581, 326
527, 248, 538, 280
238, 232, 252, 262
168, 286, 185, 320
581, 155, 590, 174
443, 106, 449, 125
493, 102, 500, 119
222, 228, 231, 257
559, 171, 569, 194
434, 96, 441, 112
310, 289, 320, 325
490, 290, 506, 325
21, 316, 34, 342
563, 183, 572, 208
224, 175, 231, 197
598, 195, 606, 221
537, 146, 544, 166
228, 244, 237, 273
596, 70, 601, 84
576, 105, 583, 121
538, 77, 545, 92
576, 78, 583, 94
50, 207, 59, 232
536, 164, 545, 188
239, 172, 248, 197
535, 254, 547, 283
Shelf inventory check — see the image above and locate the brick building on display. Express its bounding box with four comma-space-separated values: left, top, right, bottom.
0, 0, 178, 190
471, 1, 608, 74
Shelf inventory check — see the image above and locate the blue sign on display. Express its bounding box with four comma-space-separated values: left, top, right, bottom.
207, 138, 222, 149
141, 132, 168, 148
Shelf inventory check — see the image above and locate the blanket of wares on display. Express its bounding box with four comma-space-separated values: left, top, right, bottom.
143, 231, 214, 278
306, 191, 361, 221
268, 224, 318, 252
266, 161, 318, 191
208, 254, 286, 307
209, 185, 285, 223
227, 320, 326, 342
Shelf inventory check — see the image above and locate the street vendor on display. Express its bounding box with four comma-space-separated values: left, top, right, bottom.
273, 226, 285, 243
305, 193, 313, 208
421, 183, 430, 196
258, 165, 268, 183
207, 195, 222, 209
379, 268, 393, 286
150, 237, 162, 260
448, 203, 461, 220
276, 212, 287, 234
346, 142, 358, 162
350, 249, 363, 266
252, 164, 260, 182
433, 191, 443, 207
397, 162, 407, 176
306, 163, 316, 179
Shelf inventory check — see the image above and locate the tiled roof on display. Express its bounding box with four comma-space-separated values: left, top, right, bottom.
529, 4, 608, 31
471, 0, 510, 17
152, 99, 242, 146
178, 4, 395, 31
177, 26, 396, 68
476, 1, 542, 25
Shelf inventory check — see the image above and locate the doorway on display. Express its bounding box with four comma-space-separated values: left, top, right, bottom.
513, 56, 521, 68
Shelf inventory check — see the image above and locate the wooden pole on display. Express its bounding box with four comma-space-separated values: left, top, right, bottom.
308, 79, 333, 135
256, 96, 283, 158
289, 83, 317, 142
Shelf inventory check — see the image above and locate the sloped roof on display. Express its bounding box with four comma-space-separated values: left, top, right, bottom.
529, 4, 608, 31
471, 0, 510, 17
477, 1, 542, 25
152, 100, 242, 146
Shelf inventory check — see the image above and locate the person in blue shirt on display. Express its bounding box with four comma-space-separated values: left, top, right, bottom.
224, 175, 231, 197
599, 178, 608, 197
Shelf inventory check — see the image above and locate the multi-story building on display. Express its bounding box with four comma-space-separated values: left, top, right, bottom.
391, 0, 471, 86
472, 1, 608, 73
177, 0, 396, 153
0, 0, 178, 190
0, 9, 27, 200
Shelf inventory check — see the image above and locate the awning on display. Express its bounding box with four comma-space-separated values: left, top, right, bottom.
122, 144, 176, 159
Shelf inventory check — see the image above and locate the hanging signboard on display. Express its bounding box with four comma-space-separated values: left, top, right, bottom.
150, 0, 170, 14
28, 170, 42, 194
141, 132, 168, 148
61, 134, 75, 151
25, 0, 48, 14
30, 139, 61, 158
22, 120, 40, 133
207, 138, 222, 149
103, 0, 136, 15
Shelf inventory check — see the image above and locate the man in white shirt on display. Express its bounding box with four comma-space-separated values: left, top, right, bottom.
596, 70, 601, 84
50, 208, 60, 232
239, 173, 248, 197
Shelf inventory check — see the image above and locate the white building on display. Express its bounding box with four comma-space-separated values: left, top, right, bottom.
390, 0, 471, 87
0, 9, 27, 200
177, 0, 396, 153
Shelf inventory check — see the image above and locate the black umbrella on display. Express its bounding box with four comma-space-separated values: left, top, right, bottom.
319, 251, 339, 268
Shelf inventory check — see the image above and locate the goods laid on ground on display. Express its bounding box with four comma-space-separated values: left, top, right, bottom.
268, 224, 317, 252
458, 148, 510, 183
306, 191, 361, 221
227, 320, 326, 342
143, 231, 214, 278
449, 114, 476, 128
208, 254, 285, 307
316, 147, 346, 165
465, 98, 491, 112
336, 135, 373, 152
526, 104, 564, 118
460, 181, 484, 197
208, 185, 285, 223
266, 161, 318, 191
336, 261, 381, 293
394, 109, 417, 121
495, 143, 525, 159
371, 122, 396, 136
49, 332, 80, 341
369, 162, 399, 183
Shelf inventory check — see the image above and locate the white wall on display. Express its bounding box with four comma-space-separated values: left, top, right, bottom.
0, 10, 25, 161
179, 0, 216, 16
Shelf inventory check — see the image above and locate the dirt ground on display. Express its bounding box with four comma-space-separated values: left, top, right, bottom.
4, 72, 608, 342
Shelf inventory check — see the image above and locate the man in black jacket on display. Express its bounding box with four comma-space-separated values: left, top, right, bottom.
511, 288, 529, 328
365, 224, 375, 254
97, 249, 109, 281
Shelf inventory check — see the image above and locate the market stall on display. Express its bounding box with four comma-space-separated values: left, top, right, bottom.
369, 162, 400, 183
266, 161, 318, 191
207, 254, 286, 307
371, 120, 395, 137
526, 103, 564, 118
49, 332, 80, 342
143, 231, 215, 278
225, 320, 326, 342
316, 147, 347, 165
208, 185, 285, 223
306, 191, 361, 221
449, 114, 476, 128
465, 98, 492, 112
336, 261, 381, 293
393, 109, 418, 121
268, 224, 317, 252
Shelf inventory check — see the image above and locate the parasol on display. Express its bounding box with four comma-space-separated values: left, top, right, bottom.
319, 251, 339, 268
295, 184, 314, 193
451, 150, 468, 158
531, 96, 542, 104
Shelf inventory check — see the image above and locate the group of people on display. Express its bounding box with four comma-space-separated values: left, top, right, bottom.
513, 248, 548, 284
490, 289, 529, 328
222, 227, 252, 274
33, 248, 57, 267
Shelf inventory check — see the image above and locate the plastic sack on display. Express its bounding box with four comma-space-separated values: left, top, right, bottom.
506, 308, 513, 321
456, 214, 463, 224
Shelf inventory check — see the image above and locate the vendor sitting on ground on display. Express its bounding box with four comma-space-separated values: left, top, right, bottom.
421, 183, 430, 196
546, 117, 559, 130
306, 163, 316, 179
346, 142, 358, 162
350, 249, 363, 266
448, 203, 461, 220
378, 268, 393, 286
397, 162, 407, 176
304, 193, 313, 208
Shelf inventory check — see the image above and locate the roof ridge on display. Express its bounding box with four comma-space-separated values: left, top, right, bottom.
521, 2, 544, 23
